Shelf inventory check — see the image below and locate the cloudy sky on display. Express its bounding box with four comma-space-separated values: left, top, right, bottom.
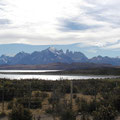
0, 0, 120, 57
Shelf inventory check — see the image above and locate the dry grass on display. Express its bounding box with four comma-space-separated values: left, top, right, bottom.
0, 92, 96, 114
0, 92, 103, 120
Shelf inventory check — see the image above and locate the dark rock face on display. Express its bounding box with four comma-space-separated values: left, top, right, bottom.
66, 49, 88, 62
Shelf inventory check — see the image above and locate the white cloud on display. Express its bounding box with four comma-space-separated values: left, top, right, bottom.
0, 0, 120, 49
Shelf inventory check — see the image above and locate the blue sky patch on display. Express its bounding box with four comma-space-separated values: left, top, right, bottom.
60, 20, 98, 31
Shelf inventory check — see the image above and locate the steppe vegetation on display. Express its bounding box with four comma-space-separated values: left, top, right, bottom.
0, 78, 120, 120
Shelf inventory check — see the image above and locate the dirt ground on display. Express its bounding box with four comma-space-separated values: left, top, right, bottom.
1, 115, 120, 120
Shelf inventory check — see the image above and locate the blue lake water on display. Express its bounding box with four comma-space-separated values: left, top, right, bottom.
0, 70, 119, 80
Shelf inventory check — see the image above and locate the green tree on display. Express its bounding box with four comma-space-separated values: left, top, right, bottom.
93, 105, 117, 120
9, 103, 32, 120
60, 109, 76, 120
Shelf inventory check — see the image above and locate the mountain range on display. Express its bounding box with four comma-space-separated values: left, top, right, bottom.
0, 43, 120, 58
0, 47, 120, 66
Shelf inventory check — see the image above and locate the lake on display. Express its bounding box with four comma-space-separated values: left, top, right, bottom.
0, 70, 119, 80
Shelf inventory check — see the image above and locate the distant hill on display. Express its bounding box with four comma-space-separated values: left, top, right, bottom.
90, 56, 120, 66
0, 47, 120, 66
0, 62, 112, 70
1, 62, 120, 75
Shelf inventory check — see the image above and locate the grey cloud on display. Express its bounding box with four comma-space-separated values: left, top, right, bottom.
0, 1, 6, 12
0, 32, 87, 45
82, 0, 120, 27
0, 19, 10, 25
0, 0, 120, 51
0, 33, 55, 44
0, 2, 6, 6
102, 40, 120, 49
58, 19, 99, 32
